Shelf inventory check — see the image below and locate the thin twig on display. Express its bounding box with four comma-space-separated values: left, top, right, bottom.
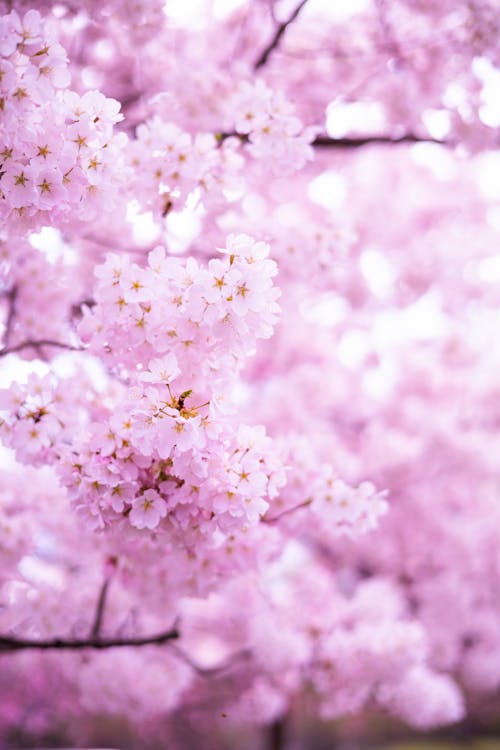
263, 498, 312, 524
0, 626, 180, 653
90, 578, 111, 640
2, 285, 17, 348
254, 0, 310, 69
0, 339, 84, 358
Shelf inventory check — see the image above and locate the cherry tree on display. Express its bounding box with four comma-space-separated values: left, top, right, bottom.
1, 1, 500, 748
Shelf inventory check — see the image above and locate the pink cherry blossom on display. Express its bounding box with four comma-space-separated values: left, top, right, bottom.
129, 489, 168, 530
1, 1, 500, 748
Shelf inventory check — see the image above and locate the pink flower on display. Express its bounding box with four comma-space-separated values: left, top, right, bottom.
0, 12, 22, 56
232, 80, 273, 135
129, 489, 167, 530
35, 167, 66, 209
18, 10, 43, 51
2, 162, 37, 208
139, 354, 181, 385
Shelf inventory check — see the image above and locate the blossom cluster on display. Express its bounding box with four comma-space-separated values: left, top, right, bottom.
79, 233, 280, 386
0, 236, 288, 582
0, 9, 127, 232
0, 233, 83, 353
128, 116, 243, 220
229, 80, 316, 175
61, 417, 285, 541
270, 436, 388, 539
67, 236, 284, 543
0, 371, 93, 465
178, 566, 464, 730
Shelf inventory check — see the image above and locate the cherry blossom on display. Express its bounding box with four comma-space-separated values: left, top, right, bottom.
1, 1, 500, 749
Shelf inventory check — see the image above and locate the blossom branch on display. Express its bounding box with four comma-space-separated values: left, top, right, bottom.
254, 0, 310, 69
0, 626, 180, 653
0, 339, 84, 358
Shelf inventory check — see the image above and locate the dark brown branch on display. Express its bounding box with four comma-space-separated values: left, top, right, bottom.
2, 285, 17, 348
254, 0, 310, 69
267, 717, 287, 750
313, 133, 449, 148
0, 626, 180, 653
90, 578, 111, 640
0, 339, 84, 358
216, 131, 449, 149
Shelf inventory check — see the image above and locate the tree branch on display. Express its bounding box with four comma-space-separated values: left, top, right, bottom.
0, 626, 180, 653
254, 0, 310, 69
90, 577, 111, 640
0, 339, 84, 358
267, 717, 287, 750
313, 133, 449, 148
1, 285, 17, 348
217, 131, 449, 149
